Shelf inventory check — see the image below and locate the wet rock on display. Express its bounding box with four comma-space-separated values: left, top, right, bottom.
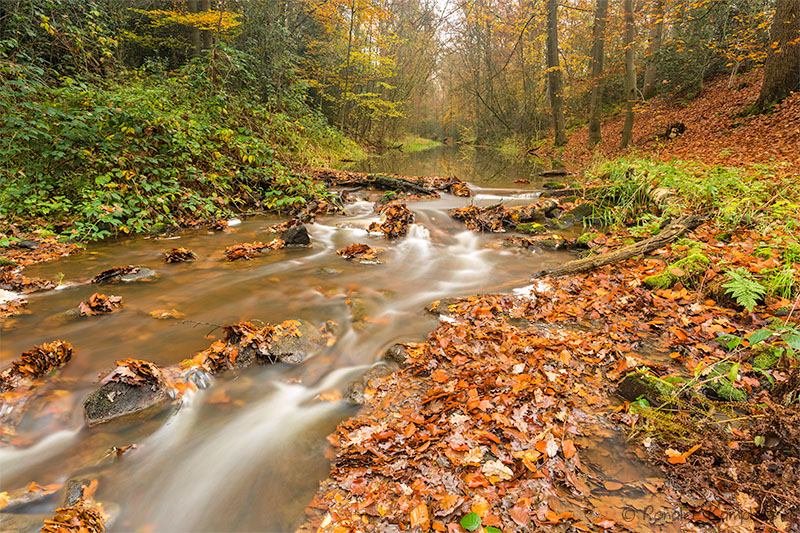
346, 363, 395, 405
617, 371, 677, 406
192, 320, 326, 373
281, 224, 311, 246
91, 266, 157, 284
346, 344, 411, 404
383, 343, 410, 368
64, 479, 93, 506
266, 319, 324, 364
84, 380, 170, 427
515, 222, 548, 235
16, 240, 39, 250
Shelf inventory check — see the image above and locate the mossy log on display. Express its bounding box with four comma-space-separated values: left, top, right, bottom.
534, 215, 704, 278
312, 169, 436, 196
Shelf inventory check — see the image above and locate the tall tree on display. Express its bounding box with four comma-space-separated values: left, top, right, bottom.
587, 0, 609, 146
201, 0, 212, 50
620, 0, 636, 149
642, 0, 665, 99
546, 0, 566, 146
756, 0, 800, 110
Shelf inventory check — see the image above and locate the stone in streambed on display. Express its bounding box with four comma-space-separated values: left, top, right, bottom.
264, 319, 324, 363
281, 224, 311, 246
64, 479, 94, 506
346, 343, 411, 404
84, 381, 171, 427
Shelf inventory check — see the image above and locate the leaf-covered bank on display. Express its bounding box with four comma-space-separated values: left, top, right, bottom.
302, 156, 800, 531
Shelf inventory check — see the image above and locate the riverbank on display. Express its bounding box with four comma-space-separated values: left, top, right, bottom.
301, 157, 800, 530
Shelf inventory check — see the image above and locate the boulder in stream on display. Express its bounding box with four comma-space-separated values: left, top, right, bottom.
84, 359, 171, 426
281, 224, 311, 246
188, 319, 326, 373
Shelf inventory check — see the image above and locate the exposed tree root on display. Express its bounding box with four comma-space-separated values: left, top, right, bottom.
533, 214, 704, 278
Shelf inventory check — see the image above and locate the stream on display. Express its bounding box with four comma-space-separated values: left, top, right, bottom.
0, 147, 671, 531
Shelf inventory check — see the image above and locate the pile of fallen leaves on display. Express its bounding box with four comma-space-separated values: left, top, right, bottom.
450, 199, 561, 233
41, 502, 106, 533
0, 341, 73, 389
337, 243, 381, 262
163, 247, 197, 263
41, 480, 106, 533
0, 270, 56, 293
182, 320, 304, 374
103, 358, 164, 390
77, 293, 123, 316
224, 239, 285, 261
0, 234, 81, 268
368, 203, 414, 239
302, 293, 649, 531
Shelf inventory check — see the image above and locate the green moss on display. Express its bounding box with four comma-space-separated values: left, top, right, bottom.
644, 250, 710, 289
577, 231, 602, 246
754, 246, 774, 259
704, 363, 747, 402
516, 222, 547, 235
0, 257, 16, 267
619, 369, 681, 406
752, 346, 781, 370
542, 181, 567, 190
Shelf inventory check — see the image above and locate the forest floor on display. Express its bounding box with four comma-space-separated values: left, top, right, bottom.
546, 70, 800, 175
301, 74, 800, 532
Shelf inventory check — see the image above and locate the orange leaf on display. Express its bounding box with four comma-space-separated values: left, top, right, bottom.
562, 439, 577, 459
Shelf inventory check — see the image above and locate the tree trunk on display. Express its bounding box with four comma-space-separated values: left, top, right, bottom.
188, 0, 201, 57
756, 0, 800, 110
621, 0, 636, 149
201, 0, 212, 50
546, 0, 567, 147
587, 0, 609, 146
642, 0, 665, 99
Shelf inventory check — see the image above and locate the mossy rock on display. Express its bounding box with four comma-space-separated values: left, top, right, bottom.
577, 231, 602, 247
516, 222, 548, 235
542, 181, 567, 190
0, 257, 16, 267
644, 250, 710, 290
752, 346, 781, 370
546, 214, 575, 230
618, 370, 680, 406
564, 203, 594, 222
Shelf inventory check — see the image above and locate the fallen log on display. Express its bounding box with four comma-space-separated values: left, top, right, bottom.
533, 214, 704, 278
312, 169, 436, 196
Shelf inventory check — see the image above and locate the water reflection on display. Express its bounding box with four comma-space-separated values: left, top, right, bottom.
347, 145, 556, 188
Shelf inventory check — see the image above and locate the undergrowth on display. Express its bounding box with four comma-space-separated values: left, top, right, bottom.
0, 52, 361, 242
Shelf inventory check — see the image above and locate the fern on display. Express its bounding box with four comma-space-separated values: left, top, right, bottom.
722, 267, 766, 311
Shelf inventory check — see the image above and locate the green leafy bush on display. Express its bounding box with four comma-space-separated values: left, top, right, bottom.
0, 53, 359, 241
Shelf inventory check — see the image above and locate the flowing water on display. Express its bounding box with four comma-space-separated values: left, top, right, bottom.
0, 147, 673, 531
